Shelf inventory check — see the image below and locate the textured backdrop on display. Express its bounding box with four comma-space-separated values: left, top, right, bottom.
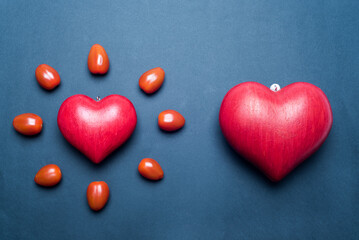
0, 0, 358, 239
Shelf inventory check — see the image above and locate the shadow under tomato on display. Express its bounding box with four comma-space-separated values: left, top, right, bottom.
84, 192, 111, 215
215, 118, 333, 188
34, 179, 62, 190
13, 127, 43, 138
137, 76, 166, 97
86, 65, 110, 79
158, 124, 186, 134
137, 171, 165, 184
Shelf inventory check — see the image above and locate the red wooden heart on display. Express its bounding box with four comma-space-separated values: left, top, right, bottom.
57, 94, 137, 164
219, 82, 333, 181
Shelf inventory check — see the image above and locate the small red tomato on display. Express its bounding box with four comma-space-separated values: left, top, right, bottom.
88, 44, 109, 74
158, 110, 185, 132
13, 113, 43, 136
139, 67, 165, 94
35, 64, 61, 90
138, 158, 164, 181
34, 164, 62, 187
87, 181, 110, 211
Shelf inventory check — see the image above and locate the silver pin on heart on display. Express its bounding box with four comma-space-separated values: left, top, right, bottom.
270, 83, 281, 92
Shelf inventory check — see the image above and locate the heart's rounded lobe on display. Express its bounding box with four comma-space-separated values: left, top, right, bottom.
57, 94, 137, 164
219, 82, 333, 181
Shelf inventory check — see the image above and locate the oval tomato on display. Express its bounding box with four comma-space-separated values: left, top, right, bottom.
13, 113, 43, 136
138, 158, 164, 181
35, 64, 61, 90
87, 181, 110, 211
87, 44, 109, 74
158, 110, 185, 132
34, 164, 62, 187
139, 67, 165, 94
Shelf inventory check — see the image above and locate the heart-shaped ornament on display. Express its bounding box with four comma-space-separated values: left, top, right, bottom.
219, 82, 333, 181
57, 94, 137, 164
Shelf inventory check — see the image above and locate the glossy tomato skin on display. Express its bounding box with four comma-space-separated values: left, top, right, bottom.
138, 158, 164, 181
87, 181, 110, 211
35, 64, 61, 90
34, 164, 62, 187
139, 67, 165, 94
158, 110, 185, 132
13, 113, 43, 136
88, 44, 109, 74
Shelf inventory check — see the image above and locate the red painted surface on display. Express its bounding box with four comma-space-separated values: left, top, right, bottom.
219, 82, 333, 181
57, 94, 137, 164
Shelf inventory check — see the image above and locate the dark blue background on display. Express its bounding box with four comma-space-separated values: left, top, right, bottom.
1, 1, 358, 239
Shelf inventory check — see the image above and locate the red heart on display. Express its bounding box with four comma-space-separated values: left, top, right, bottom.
57, 94, 137, 164
219, 82, 333, 181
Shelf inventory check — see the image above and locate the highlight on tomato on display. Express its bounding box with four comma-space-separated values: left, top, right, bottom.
34, 164, 62, 187
138, 158, 164, 181
13, 113, 43, 136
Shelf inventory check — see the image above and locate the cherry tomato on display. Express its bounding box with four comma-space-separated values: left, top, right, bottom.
87, 44, 109, 74
139, 67, 165, 94
158, 110, 185, 132
138, 158, 164, 181
13, 113, 43, 136
87, 181, 110, 211
35, 64, 61, 90
34, 164, 62, 187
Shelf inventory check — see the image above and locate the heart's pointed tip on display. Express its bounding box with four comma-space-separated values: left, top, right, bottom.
259, 168, 288, 183
265, 171, 286, 182
89, 158, 104, 164
268, 176, 283, 183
